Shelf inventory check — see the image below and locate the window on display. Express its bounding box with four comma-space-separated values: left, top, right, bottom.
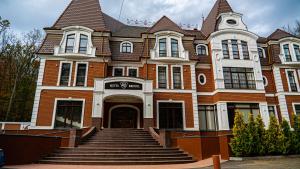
283, 44, 292, 62
59, 62, 72, 86
157, 66, 167, 89
171, 39, 179, 57
128, 68, 138, 77
241, 41, 249, 59
159, 38, 167, 57
65, 34, 75, 53
198, 74, 206, 85
113, 67, 124, 77
258, 47, 265, 58
227, 103, 260, 128
159, 102, 183, 129
231, 40, 240, 59
263, 76, 268, 87
222, 40, 230, 59
196, 44, 207, 55
54, 100, 83, 129
223, 67, 256, 89
198, 105, 218, 131
79, 34, 88, 54
75, 63, 87, 86
293, 104, 300, 116
294, 44, 300, 61
287, 70, 298, 92
268, 106, 276, 117
172, 66, 182, 89
121, 42, 132, 53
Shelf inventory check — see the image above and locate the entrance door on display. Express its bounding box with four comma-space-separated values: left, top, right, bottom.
110, 107, 138, 128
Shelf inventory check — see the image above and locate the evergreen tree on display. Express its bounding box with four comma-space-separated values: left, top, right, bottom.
245, 113, 258, 156
230, 112, 248, 157
281, 119, 292, 155
265, 116, 285, 155
255, 114, 266, 155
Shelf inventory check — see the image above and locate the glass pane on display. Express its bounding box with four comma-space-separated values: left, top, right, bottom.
55, 101, 83, 129
159, 38, 167, 57
231, 40, 239, 59
284, 44, 292, 62
79, 34, 88, 54
128, 69, 137, 77
294, 105, 300, 116
242, 41, 249, 59
114, 68, 123, 76
294, 45, 300, 61
171, 39, 179, 57
65, 34, 75, 53
158, 66, 167, 88
222, 40, 229, 58
59, 63, 71, 86
75, 64, 87, 86
173, 67, 181, 89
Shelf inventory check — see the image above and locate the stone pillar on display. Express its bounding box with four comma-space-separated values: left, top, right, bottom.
216, 102, 230, 130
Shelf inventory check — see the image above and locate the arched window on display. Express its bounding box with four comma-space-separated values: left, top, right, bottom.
258, 47, 265, 58
120, 41, 133, 53
196, 44, 208, 56
198, 74, 206, 85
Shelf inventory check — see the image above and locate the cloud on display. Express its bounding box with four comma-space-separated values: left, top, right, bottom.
1, 0, 300, 37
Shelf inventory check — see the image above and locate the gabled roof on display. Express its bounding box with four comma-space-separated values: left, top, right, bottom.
201, 0, 233, 36
147, 16, 186, 34
52, 0, 107, 31
268, 29, 296, 40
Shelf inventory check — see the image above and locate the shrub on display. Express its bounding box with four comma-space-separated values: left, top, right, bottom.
230, 112, 248, 157
292, 115, 300, 154
281, 119, 292, 155
255, 114, 266, 155
265, 116, 285, 155
244, 113, 258, 156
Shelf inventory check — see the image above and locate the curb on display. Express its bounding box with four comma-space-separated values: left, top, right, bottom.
229, 155, 300, 161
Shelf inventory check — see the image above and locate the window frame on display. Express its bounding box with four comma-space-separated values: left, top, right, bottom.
73, 62, 88, 87
231, 40, 240, 59
127, 67, 139, 78
283, 44, 292, 62
65, 34, 76, 53
241, 41, 250, 60
198, 105, 218, 131
112, 67, 125, 77
293, 44, 300, 61
171, 65, 184, 89
292, 103, 300, 117
285, 69, 300, 92
268, 105, 278, 119
222, 40, 230, 59
258, 47, 266, 58
78, 34, 88, 54
57, 61, 73, 86
156, 65, 169, 89
120, 41, 133, 53
158, 38, 167, 57
171, 38, 179, 57
223, 67, 256, 89
196, 44, 208, 56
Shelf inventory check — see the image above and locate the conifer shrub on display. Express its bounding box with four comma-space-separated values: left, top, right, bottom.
292, 115, 300, 154
265, 116, 285, 155
255, 114, 266, 155
281, 119, 292, 155
230, 112, 248, 157
245, 113, 258, 156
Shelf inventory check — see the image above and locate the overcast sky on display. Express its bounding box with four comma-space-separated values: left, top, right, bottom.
1, 0, 300, 37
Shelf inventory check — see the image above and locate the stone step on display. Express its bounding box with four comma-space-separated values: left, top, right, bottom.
51, 153, 188, 158
55, 150, 184, 154
86, 138, 155, 141
58, 147, 180, 152
79, 144, 162, 148
84, 141, 158, 144
44, 156, 193, 161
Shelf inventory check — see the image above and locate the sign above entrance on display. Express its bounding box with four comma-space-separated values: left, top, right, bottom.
105, 81, 143, 90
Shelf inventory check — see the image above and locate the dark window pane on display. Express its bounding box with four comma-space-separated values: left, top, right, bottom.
231, 40, 240, 59
114, 68, 123, 76
128, 68, 138, 77
222, 40, 230, 59
294, 45, 300, 61
75, 63, 87, 86
241, 41, 249, 59
55, 101, 83, 129
294, 105, 300, 116
121, 42, 132, 53
268, 106, 276, 117
159, 103, 183, 129
65, 34, 75, 53
158, 66, 167, 89
173, 67, 182, 89
171, 39, 179, 57
159, 38, 167, 57
197, 45, 207, 55
79, 34, 88, 54
59, 63, 71, 86
287, 71, 298, 92
258, 48, 264, 58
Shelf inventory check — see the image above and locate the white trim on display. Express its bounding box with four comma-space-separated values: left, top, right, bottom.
120, 41, 133, 53
57, 61, 73, 86
73, 62, 89, 87
197, 89, 266, 96
153, 89, 193, 93
127, 67, 139, 78
262, 75, 268, 87
51, 98, 85, 129
198, 73, 207, 85
108, 105, 140, 129
171, 65, 184, 89
292, 102, 300, 116
112, 67, 125, 76
257, 47, 266, 58
285, 69, 300, 92
156, 100, 186, 130
40, 86, 94, 91
156, 65, 169, 89
196, 44, 208, 55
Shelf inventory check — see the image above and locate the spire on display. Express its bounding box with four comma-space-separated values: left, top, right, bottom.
201, 0, 233, 36
52, 0, 107, 31
147, 16, 186, 34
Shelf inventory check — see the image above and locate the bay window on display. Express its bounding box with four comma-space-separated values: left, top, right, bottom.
223, 67, 256, 89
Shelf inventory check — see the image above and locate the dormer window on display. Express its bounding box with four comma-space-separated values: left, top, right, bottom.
159, 38, 167, 57
196, 44, 208, 56
171, 39, 179, 57
293, 44, 300, 61
283, 44, 292, 62
258, 47, 265, 58
79, 34, 88, 54
120, 41, 133, 53
65, 34, 75, 53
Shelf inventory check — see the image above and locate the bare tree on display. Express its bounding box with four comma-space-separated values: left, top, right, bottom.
283, 20, 300, 37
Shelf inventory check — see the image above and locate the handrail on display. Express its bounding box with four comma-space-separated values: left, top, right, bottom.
81, 127, 97, 142
149, 127, 161, 144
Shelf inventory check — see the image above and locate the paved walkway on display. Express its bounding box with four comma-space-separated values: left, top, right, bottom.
4, 158, 220, 169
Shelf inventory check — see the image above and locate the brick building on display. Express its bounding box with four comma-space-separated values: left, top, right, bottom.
27, 0, 300, 133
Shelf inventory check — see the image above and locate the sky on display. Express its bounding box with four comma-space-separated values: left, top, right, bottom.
0, 0, 300, 37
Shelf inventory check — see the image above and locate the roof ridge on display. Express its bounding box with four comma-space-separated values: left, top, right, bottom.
147, 15, 187, 34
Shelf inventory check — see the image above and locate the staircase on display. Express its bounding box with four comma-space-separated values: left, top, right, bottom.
40, 128, 195, 165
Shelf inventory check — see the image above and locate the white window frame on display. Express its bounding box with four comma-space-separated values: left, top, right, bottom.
196, 44, 208, 55
57, 61, 73, 86
292, 103, 300, 116
51, 98, 85, 129
120, 41, 133, 53
156, 100, 186, 130
285, 69, 300, 92
127, 67, 139, 77
258, 47, 266, 58
262, 75, 268, 87
156, 65, 169, 89
268, 105, 278, 119
112, 67, 125, 77
171, 65, 184, 89
198, 73, 207, 85
73, 62, 89, 87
